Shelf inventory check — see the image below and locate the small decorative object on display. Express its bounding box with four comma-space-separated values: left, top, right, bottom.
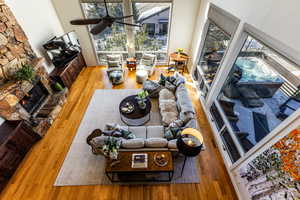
121, 102, 135, 114
53, 82, 64, 91
102, 137, 121, 167
154, 152, 169, 167
14, 64, 35, 82
131, 153, 148, 168
136, 90, 149, 110
177, 48, 184, 54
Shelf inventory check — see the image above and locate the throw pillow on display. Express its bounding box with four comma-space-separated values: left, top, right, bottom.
121, 130, 136, 139
174, 72, 186, 86
159, 88, 176, 100
158, 73, 166, 86
166, 75, 176, 84
165, 81, 176, 92
164, 127, 182, 141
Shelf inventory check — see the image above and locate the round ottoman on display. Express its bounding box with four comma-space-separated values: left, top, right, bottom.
136, 70, 148, 84
109, 70, 124, 85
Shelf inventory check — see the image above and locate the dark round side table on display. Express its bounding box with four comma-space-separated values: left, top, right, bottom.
119, 95, 151, 126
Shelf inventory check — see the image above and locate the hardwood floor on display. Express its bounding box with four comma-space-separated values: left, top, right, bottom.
0, 66, 238, 200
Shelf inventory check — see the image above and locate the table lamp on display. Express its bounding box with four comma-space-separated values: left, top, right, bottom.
176, 128, 204, 175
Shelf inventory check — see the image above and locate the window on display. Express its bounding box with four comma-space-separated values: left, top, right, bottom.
198, 22, 231, 86
82, 2, 127, 64
217, 35, 300, 153
133, 2, 171, 62
81, 1, 172, 64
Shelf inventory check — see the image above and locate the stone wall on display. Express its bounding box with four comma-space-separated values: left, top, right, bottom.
0, 0, 36, 84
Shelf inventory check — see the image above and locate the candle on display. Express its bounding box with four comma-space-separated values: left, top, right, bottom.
187, 139, 194, 146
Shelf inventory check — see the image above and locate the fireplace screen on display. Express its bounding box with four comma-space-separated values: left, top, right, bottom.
20, 81, 49, 114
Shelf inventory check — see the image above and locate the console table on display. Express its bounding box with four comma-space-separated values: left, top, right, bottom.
0, 120, 41, 191
50, 52, 86, 89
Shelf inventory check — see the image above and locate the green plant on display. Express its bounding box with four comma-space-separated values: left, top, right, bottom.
137, 90, 149, 99
15, 64, 35, 82
102, 137, 120, 160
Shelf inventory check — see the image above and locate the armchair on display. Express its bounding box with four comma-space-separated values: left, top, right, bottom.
136, 53, 157, 76
106, 54, 124, 85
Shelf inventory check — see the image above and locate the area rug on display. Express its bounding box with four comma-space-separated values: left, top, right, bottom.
54, 89, 200, 186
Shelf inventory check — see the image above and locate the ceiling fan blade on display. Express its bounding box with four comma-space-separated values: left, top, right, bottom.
115, 21, 141, 27
70, 18, 102, 25
90, 20, 110, 35
114, 15, 134, 20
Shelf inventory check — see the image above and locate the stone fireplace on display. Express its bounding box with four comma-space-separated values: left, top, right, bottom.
0, 1, 68, 136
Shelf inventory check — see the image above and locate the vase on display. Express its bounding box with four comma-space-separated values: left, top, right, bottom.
137, 99, 146, 110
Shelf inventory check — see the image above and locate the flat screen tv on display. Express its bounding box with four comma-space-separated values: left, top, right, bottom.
43, 31, 81, 68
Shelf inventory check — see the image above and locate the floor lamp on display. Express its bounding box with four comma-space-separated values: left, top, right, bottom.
176, 128, 204, 176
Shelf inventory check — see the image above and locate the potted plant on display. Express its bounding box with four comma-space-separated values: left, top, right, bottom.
14, 64, 35, 83
136, 90, 149, 110
102, 137, 120, 161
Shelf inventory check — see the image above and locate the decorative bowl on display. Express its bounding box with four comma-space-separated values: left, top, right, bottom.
154, 153, 168, 167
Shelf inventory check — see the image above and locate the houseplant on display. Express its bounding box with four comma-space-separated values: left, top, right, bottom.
136, 90, 149, 109
15, 64, 35, 83
102, 137, 120, 161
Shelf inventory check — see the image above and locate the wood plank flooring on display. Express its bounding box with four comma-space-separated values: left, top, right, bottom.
0, 66, 238, 200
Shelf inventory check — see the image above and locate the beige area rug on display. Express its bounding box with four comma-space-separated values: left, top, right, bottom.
54, 89, 200, 186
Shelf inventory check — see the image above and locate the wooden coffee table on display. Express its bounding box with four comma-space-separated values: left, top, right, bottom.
105, 151, 173, 182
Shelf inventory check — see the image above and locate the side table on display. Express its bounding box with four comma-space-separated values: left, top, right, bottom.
127, 58, 137, 71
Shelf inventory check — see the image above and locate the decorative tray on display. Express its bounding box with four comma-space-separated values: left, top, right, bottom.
154, 153, 169, 167
121, 102, 135, 114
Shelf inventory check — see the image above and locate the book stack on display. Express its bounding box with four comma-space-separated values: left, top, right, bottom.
131, 153, 148, 168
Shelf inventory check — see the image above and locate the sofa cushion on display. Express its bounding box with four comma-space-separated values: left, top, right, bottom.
107, 60, 120, 67
175, 84, 195, 114
90, 136, 108, 148
145, 138, 168, 148
107, 54, 121, 61
161, 112, 178, 126
121, 138, 145, 149
168, 139, 177, 149
174, 72, 186, 86
159, 88, 175, 100
141, 59, 153, 66
128, 126, 147, 139
238, 86, 259, 99
159, 100, 177, 113
147, 126, 164, 138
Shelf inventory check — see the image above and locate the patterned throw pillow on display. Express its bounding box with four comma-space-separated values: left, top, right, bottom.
121, 130, 136, 139
158, 73, 166, 86
164, 127, 182, 141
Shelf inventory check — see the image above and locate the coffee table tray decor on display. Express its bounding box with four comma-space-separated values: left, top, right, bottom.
120, 102, 135, 114
105, 151, 173, 182
154, 152, 169, 167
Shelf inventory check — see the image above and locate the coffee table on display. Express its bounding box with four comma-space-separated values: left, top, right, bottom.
105, 151, 173, 182
119, 95, 151, 126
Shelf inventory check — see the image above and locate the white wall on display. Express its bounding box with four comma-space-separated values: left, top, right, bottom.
190, 0, 300, 72
51, 0, 201, 67
6, 0, 65, 72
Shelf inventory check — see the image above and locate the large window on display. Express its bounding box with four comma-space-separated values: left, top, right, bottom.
217, 35, 300, 153
81, 1, 172, 64
133, 2, 171, 62
82, 2, 127, 64
198, 22, 231, 86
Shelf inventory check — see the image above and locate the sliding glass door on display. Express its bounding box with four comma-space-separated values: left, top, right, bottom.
81, 0, 172, 65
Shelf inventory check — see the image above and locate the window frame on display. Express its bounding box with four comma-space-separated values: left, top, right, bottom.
80, 0, 173, 65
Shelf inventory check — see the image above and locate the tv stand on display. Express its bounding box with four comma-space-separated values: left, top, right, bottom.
50, 52, 86, 89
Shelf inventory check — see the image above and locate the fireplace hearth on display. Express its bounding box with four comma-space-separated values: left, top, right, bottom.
20, 81, 49, 114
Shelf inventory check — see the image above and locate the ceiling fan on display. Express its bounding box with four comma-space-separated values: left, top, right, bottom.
70, 0, 141, 35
